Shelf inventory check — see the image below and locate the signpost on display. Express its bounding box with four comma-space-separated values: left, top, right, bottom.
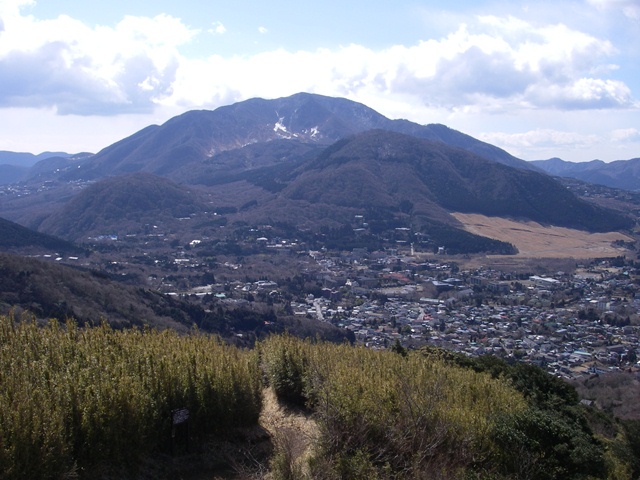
170, 407, 189, 454
172, 408, 189, 425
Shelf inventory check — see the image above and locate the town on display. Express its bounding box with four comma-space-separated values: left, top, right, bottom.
68, 223, 639, 381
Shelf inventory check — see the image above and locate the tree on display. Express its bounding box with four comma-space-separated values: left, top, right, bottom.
390, 339, 407, 357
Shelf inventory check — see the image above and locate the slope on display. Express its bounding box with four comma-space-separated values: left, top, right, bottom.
38, 172, 209, 241
0, 216, 79, 253
274, 130, 631, 233
60, 93, 536, 182
0, 252, 195, 330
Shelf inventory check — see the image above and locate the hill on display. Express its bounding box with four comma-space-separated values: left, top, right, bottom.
37, 173, 210, 241
0, 216, 79, 253
0, 252, 197, 330
0, 164, 29, 185
250, 131, 632, 234
531, 157, 640, 191
59, 92, 536, 182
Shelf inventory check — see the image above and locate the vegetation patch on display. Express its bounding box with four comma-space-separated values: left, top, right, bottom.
0, 314, 261, 479
0, 319, 637, 479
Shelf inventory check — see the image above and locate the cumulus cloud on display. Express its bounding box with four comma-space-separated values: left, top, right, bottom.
0, 5, 635, 118
611, 128, 640, 142
208, 21, 226, 35
162, 17, 634, 115
0, 7, 196, 114
526, 78, 634, 109
587, 0, 640, 21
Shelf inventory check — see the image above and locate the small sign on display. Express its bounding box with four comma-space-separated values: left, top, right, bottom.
172, 408, 189, 425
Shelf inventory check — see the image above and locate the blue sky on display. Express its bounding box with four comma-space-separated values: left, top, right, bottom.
0, 0, 638, 162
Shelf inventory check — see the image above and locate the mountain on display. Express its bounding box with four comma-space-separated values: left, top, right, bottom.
0, 151, 75, 168
38, 172, 209, 241
0, 216, 79, 253
0, 164, 29, 185
2, 93, 631, 255
0, 152, 92, 185
240, 130, 632, 234
531, 157, 640, 191
34, 131, 633, 254
60, 92, 537, 182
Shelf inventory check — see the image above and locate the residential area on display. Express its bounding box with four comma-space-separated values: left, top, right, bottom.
132, 230, 640, 380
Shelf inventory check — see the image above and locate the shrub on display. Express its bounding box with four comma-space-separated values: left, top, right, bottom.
0, 314, 262, 479
260, 335, 311, 407
261, 337, 527, 478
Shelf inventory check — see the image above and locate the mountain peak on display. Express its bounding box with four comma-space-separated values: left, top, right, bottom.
58, 93, 535, 182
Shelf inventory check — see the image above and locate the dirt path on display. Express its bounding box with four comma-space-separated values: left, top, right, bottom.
259, 388, 319, 479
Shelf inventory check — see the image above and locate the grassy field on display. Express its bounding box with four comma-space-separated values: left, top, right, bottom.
452, 212, 634, 259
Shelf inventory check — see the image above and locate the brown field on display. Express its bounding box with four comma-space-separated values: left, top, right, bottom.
452, 213, 635, 259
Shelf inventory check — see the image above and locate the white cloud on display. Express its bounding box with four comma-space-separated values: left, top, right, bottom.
208, 21, 226, 35
161, 16, 634, 116
587, 0, 640, 21
526, 78, 634, 109
475, 128, 604, 160
611, 128, 640, 142
0, 7, 197, 114
480, 129, 600, 149
476, 123, 640, 161
0, 5, 635, 126
258, 26, 268, 34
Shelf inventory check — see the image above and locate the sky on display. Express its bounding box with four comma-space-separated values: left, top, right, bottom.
0, 0, 639, 162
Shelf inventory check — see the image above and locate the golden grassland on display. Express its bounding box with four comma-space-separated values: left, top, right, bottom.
452, 212, 634, 259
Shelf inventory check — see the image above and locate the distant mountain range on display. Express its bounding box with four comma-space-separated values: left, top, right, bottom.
531, 157, 640, 191
0, 151, 92, 185
0, 151, 73, 168
0, 93, 635, 254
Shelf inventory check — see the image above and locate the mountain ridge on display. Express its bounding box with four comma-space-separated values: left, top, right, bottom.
0, 216, 79, 253
31, 131, 635, 253
58, 92, 537, 182
531, 157, 640, 191
269, 130, 632, 233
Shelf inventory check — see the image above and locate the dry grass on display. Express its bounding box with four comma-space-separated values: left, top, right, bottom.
452, 212, 634, 259
259, 388, 319, 479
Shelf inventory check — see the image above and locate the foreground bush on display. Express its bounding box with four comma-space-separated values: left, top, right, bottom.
0, 315, 261, 479
260, 336, 528, 478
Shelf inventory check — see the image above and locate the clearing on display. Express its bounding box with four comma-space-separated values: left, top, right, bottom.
452, 213, 634, 259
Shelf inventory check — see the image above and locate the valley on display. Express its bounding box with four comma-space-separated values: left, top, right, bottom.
0, 93, 638, 381
1, 93, 640, 478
